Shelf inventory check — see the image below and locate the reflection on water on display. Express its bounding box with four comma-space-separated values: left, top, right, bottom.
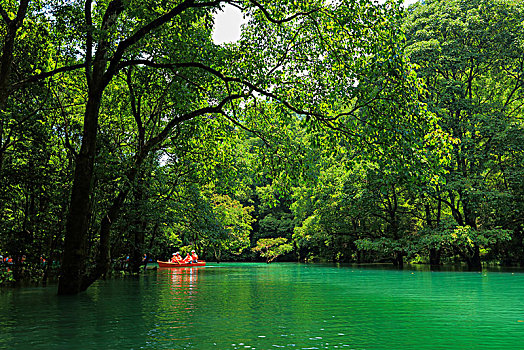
1, 263, 524, 349
152, 267, 202, 345
164, 267, 200, 291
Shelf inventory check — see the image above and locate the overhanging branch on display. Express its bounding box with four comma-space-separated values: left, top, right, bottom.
140, 93, 246, 158
0, 4, 11, 24
12, 64, 86, 89
118, 58, 392, 140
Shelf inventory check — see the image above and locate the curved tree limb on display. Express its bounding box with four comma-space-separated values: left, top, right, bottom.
12, 64, 86, 89
0, 4, 11, 24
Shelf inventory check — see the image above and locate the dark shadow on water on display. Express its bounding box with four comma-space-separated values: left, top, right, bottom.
329, 262, 524, 274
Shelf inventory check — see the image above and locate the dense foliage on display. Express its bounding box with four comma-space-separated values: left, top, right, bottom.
0, 0, 522, 293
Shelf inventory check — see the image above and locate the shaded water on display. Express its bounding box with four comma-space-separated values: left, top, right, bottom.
1, 263, 524, 349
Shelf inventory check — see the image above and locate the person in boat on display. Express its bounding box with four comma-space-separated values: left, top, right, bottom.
190, 250, 198, 263
171, 252, 183, 263
182, 253, 192, 264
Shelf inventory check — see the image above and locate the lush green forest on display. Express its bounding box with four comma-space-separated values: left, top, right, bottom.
0, 0, 522, 294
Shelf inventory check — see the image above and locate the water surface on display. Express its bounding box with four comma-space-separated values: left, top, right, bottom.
1, 263, 524, 349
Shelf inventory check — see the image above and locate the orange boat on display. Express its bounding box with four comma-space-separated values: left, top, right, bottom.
157, 260, 206, 268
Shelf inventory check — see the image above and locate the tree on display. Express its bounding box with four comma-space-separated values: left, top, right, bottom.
0, 0, 452, 291
252, 237, 292, 263
404, 0, 524, 268
208, 193, 254, 261
53, 0, 414, 294
0, 0, 75, 281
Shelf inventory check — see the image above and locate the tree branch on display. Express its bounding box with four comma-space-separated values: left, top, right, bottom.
0, 0, 29, 106
220, 110, 271, 147
13, 0, 29, 26
0, 4, 11, 24
118, 58, 394, 143
85, 0, 93, 86
12, 63, 86, 88
103, 0, 199, 85
140, 93, 246, 159
248, 0, 320, 24
126, 68, 144, 146
52, 88, 79, 158
264, 22, 308, 78
91, 0, 124, 84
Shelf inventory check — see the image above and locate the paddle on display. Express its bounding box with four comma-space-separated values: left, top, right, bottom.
170, 253, 182, 264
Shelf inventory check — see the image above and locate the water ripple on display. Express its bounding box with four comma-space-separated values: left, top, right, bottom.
1, 264, 524, 349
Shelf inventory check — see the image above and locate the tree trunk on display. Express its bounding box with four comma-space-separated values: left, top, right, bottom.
330, 234, 336, 263
393, 251, 404, 268
129, 180, 146, 274
461, 192, 481, 271
387, 205, 402, 268
58, 88, 103, 295
466, 245, 482, 271
57, 0, 128, 295
0, 0, 29, 192
429, 248, 441, 266
130, 228, 145, 274
425, 203, 441, 265
80, 188, 129, 291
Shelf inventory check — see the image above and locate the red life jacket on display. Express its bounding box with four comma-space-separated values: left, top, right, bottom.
191, 253, 198, 261
183, 255, 191, 263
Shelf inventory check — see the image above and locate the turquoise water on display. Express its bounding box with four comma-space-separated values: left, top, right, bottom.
1, 263, 524, 349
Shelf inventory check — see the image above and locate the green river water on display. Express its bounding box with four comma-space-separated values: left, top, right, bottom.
1, 263, 524, 349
